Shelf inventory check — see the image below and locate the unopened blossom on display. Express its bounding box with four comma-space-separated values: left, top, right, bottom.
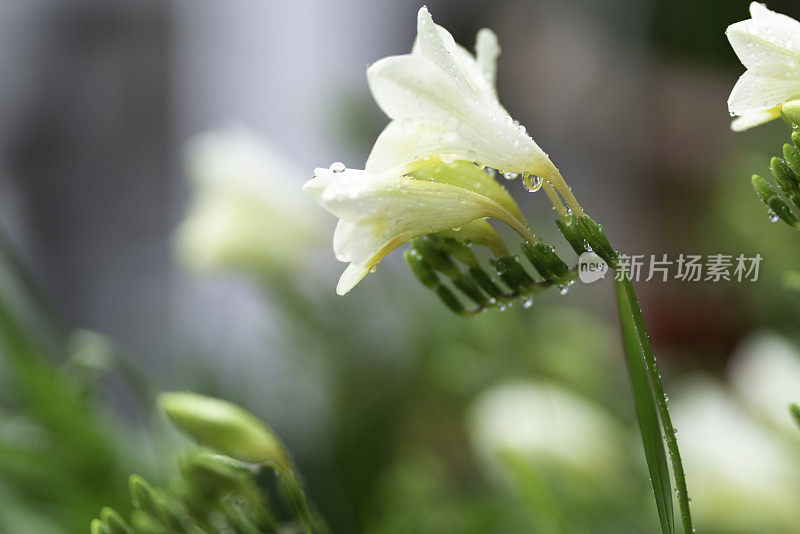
727, 2, 800, 131
303, 162, 534, 295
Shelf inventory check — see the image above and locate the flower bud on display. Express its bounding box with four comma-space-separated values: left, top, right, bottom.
158, 393, 290, 470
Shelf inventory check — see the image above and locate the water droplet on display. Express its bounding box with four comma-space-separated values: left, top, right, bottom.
768, 209, 779, 222
521, 173, 543, 192
502, 172, 518, 180
329, 161, 346, 173
483, 167, 496, 178
520, 295, 534, 308
559, 285, 569, 295
517, 123, 527, 135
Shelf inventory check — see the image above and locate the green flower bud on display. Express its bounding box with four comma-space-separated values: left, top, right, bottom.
410, 237, 460, 279
159, 393, 290, 470
452, 275, 489, 306
129, 476, 159, 514
434, 285, 467, 315
770, 157, 800, 196
767, 196, 800, 227
522, 242, 569, 280
90, 519, 109, 534
752, 174, 777, 205
492, 256, 534, 290
793, 131, 800, 150
100, 507, 131, 534
783, 144, 800, 179
468, 266, 505, 299
575, 216, 618, 267
439, 237, 479, 267
405, 250, 439, 288
555, 217, 586, 256
782, 99, 800, 126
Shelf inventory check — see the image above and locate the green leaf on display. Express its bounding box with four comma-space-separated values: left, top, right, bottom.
616, 275, 694, 534
615, 275, 674, 534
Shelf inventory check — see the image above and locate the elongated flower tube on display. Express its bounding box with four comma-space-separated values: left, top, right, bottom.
303, 163, 535, 295
727, 3, 800, 131
366, 7, 582, 214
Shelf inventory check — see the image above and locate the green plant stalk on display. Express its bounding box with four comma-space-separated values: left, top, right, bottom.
276, 467, 328, 534
616, 275, 693, 534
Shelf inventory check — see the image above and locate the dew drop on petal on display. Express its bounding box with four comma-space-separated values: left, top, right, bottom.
329, 161, 346, 173
522, 173, 543, 192
502, 172, 518, 181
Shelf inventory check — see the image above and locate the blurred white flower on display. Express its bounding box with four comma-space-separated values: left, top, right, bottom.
303, 161, 534, 295
366, 7, 579, 212
726, 2, 800, 131
671, 377, 800, 532
467, 380, 624, 479
176, 127, 322, 276
729, 331, 800, 434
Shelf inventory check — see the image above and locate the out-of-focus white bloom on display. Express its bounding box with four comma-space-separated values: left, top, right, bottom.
303, 161, 533, 295
671, 377, 800, 532
366, 7, 572, 205
176, 127, 322, 276
467, 380, 624, 479
729, 331, 800, 434
726, 3, 800, 131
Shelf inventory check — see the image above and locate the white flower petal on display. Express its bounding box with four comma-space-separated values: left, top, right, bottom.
336, 263, 370, 295
367, 7, 554, 178
366, 118, 555, 181
410, 160, 526, 226
305, 166, 525, 294
730, 107, 782, 131
728, 70, 800, 115
415, 7, 481, 98
475, 28, 500, 93
367, 54, 466, 125
727, 5, 800, 76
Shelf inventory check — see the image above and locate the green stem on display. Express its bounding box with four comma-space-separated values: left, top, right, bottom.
616, 275, 693, 534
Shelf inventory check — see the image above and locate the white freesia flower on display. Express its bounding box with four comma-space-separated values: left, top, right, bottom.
672, 377, 800, 532
366, 7, 581, 213
727, 2, 800, 131
303, 162, 534, 295
176, 127, 321, 276
729, 331, 800, 434
468, 380, 624, 479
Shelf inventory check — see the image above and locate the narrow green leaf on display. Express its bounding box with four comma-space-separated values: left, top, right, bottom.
616, 275, 694, 534
615, 276, 674, 534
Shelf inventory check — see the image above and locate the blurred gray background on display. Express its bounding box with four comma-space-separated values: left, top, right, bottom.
0, 0, 796, 376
